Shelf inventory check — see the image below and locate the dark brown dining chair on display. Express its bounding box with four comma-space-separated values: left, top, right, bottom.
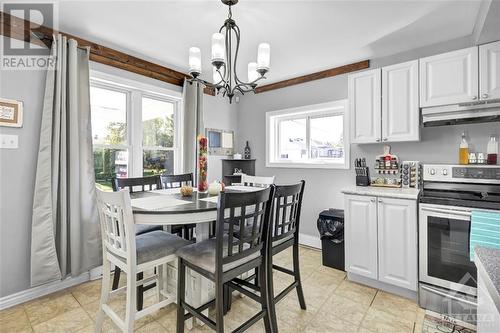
111, 175, 164, 310
160, 173, 197, 240
175, 187, 277, 333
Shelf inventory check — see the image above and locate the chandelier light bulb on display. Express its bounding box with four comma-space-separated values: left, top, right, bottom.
211, 33, 225, 63
247, 62, 258, 82
188, 47, 202, 75
257, 43, 270, 70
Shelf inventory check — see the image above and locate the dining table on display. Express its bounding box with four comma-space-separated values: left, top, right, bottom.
129, 186, 262, 328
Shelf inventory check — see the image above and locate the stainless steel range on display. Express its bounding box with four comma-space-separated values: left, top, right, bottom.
418, 164, 500, 324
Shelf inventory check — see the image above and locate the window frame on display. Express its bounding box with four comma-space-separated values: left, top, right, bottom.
90, 70, 183, 179
266, 100, 350, 169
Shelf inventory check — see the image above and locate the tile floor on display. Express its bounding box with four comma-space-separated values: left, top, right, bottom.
0, 246, 426, 332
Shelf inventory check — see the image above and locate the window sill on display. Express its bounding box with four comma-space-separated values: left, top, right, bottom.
266, 161, 349, 170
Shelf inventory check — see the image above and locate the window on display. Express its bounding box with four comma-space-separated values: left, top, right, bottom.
90, 72, 181, 190
266, 100, 349, 169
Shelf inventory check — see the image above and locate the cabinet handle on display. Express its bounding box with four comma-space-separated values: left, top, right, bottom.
378, 199, 383, 203
472, 96, 477, 100
370, 198, 376, 202
375, 138, 381, 142
482, 93, 489, 99
383, 138, 388, 141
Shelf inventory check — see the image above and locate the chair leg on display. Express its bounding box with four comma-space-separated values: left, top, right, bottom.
176, 258, 186, 333
259, 261, 274, 333
158, 265, 165, 302
215, 279, 225, 333
137, 272, 144, 311
112, 266, 121, 290
292, 243, 306, 310
125, 269, 137, 333
95, 258, 111, 333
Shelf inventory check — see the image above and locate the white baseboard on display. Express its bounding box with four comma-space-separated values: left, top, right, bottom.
299, 233, 321, 249
0, 273, 91, 310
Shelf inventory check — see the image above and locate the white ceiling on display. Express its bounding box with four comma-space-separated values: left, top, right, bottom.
53, 0, 483, 84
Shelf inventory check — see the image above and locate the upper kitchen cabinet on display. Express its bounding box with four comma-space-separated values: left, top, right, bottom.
480, 41, 500, 100
419, 46, 479, 107
349, 68, 382, 144
382, 60, 420, 142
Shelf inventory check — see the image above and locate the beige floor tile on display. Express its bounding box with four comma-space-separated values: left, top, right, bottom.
276, 302, 316, 331
305, 316, 359, 333
0, 305, 33, 333
360, 307, 415, 333
152, 304, 177, 332
333, 280, 377, 307
71, 279, 102, 306
135, 321, 169, 333
32, 307, 93, 333
24, 291, 81, 325
371, 291, 418, 323
319, 294, 370, 326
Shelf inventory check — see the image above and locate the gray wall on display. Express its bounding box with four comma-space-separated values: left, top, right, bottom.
0, 60, 237, 298
235, 36, 500, 240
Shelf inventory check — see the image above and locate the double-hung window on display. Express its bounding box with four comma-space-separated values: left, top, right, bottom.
90, 72, 182, 190
266, 100, 349, 169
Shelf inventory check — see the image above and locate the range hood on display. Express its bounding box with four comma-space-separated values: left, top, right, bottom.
422, 99, 500, 127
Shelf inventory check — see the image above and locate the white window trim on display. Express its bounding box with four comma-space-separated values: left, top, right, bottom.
266, 100, 350, 169
90, 69, 183, 177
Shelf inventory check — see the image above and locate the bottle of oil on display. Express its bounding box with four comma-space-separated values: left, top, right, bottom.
459, 132, 469, 165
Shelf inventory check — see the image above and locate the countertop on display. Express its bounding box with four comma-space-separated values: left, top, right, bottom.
475, 247, 500, 313
341, 186, 420, 200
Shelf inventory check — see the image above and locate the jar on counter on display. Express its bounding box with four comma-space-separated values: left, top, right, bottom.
468, 152, 477, 164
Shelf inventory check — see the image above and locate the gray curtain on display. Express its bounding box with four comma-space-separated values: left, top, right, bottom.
31, 34, 101, 287
182, 79, 204, 183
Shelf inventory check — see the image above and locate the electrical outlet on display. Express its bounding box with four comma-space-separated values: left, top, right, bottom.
0, 134, 19, 149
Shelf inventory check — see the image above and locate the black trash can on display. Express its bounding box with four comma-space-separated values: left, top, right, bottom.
317, 209, 345, 271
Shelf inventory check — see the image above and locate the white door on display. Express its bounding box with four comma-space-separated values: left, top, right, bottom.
349, 69, 382, 143
480, 41, 500, 100
419, 46, 479, 107
344, 194, 378, 279
382, 60, 420, 142
377, 198, 417, 291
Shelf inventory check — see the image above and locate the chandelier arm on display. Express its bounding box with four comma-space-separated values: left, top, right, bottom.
232, 24, 246, 86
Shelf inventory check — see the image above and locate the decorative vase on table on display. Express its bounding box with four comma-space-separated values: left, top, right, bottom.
244, 141, 251, 159
198, 135, 208, 192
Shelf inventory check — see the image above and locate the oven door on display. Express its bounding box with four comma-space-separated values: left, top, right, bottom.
419, 203, 477, 296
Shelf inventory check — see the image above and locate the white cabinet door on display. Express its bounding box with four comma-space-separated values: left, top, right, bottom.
480, 41, 500, 100
344, 194, 378, 280
377, 198, 417, 291
349, 69, 382, 143
420, 46, 479, 107
382, 60, 420, 142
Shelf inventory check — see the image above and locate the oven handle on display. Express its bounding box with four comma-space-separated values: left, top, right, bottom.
421, 206, 471, 217
420, 284, 477, 306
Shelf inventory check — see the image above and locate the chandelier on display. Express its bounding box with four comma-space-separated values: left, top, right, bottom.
187, 0, 270, 103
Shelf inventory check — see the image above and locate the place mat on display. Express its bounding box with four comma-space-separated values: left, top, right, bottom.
131, 196, 190, 210
199, 196, 219, 203
225, 186, 263, 192
422, 310, 476, 333
152, 188, 193, 195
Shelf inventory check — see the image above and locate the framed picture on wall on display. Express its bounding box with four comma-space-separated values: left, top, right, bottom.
206, 128, 234, 156
0, 98, 23, 127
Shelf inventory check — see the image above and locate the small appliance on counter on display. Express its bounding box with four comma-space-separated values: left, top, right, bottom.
371, 145, 401, 188
354, 157, 370, 186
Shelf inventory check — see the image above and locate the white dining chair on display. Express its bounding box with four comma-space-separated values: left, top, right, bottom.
95, 188, 190, 333
240, 174, 275, 188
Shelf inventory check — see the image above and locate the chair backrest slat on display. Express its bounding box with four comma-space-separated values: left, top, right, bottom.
271, 181, 305, 243
240, 175, 275, 188
215, 187, 275, 274
96, 188, 137, 264
112, 176, 162, 193
160, 173, 193, 189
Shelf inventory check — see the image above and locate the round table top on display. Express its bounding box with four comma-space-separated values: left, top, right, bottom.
131, 190, 218, 215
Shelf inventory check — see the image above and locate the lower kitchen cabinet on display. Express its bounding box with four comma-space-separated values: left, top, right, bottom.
344, 194, 418, 292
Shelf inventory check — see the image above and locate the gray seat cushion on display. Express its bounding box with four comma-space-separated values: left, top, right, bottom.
135, 224, 163, 235
176, 236, 260, 274
134, 231, 191, 264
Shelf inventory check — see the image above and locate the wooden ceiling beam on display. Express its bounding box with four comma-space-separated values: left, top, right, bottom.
255, 60, 370, 93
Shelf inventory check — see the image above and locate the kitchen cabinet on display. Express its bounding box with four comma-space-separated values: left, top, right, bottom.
377, 197, 417, 290
344, 193, 418, 291
349, 61, 419, 144
344, 194, 378, 279
480, 41, 500, 100
382, 60, 420, 142
419, 46, 479, 107
349, 69, 382, 144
